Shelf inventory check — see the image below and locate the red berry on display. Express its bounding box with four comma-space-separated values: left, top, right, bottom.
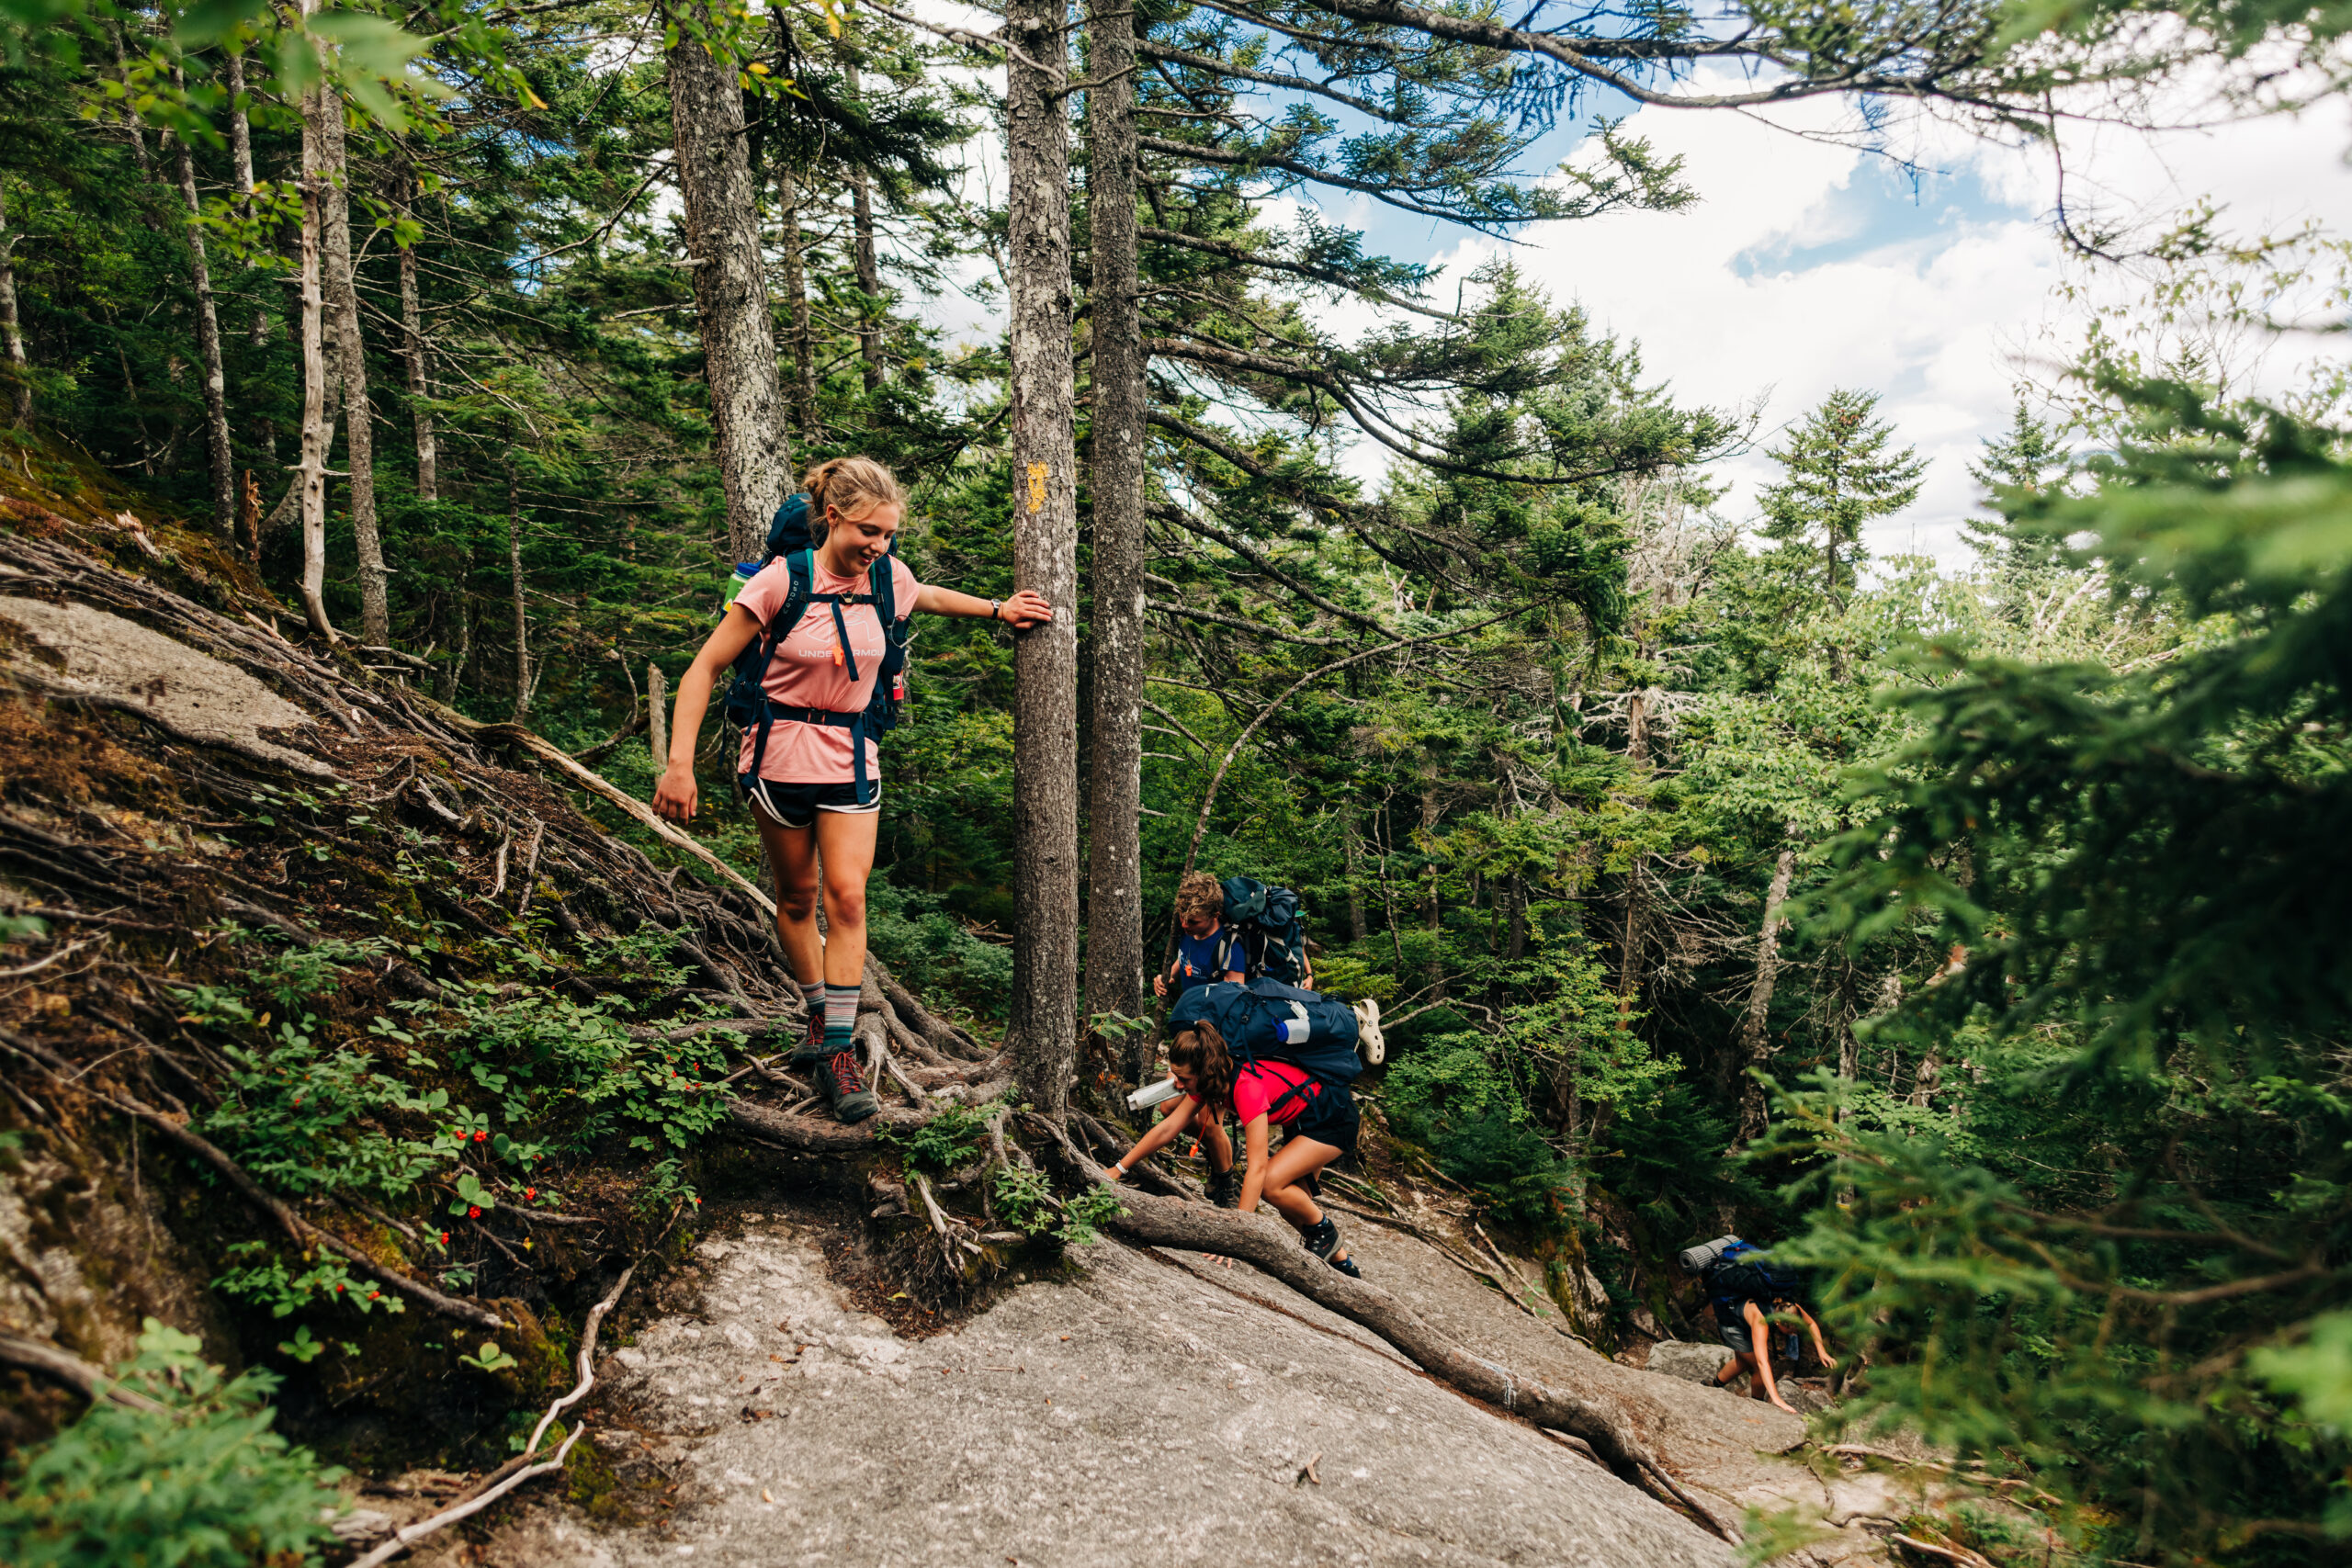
334, 1282, 345, 1292
473, 1130, 488, 1143
468, 1204, 481, 1218
439, 1232, 450, 1245
368, 1290, 380, 1300
525, 1187, 537, 1201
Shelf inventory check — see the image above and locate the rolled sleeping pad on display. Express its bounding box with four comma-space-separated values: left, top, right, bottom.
1677, 1235, 1744, 1274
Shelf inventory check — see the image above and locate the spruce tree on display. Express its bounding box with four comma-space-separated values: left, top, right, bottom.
1756, 388, 1925, 611
1962, 400, 2074, 578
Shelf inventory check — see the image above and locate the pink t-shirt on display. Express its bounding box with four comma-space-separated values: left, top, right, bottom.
1189, 1060, 1317, 1127
732, 555, 922, 784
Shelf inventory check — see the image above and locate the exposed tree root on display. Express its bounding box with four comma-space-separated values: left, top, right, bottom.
1029, 1114, 1737, 1543
0, 1334, 167, 1413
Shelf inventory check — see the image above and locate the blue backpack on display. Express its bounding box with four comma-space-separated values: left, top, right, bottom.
719, 493, 911, 806
1704, 1241, 1808, 1314
1172, 977, 1361, 1120
1216, 877, 1307, 984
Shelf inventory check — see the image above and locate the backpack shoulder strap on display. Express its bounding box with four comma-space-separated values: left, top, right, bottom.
775, 549, 815, 641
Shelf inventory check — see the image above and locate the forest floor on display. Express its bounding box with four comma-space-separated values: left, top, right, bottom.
0, 458, 1954, 1568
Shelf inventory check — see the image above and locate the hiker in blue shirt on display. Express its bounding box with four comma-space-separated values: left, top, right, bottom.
1153, 870, 1247, 1005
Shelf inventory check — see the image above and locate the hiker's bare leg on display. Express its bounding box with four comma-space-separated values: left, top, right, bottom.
758, 811, 823, 987
1260, 1134, 1348, 1259
814, 807, 878, 988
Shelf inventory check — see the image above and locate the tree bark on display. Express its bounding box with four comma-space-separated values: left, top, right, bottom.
507, 462, 530, 721
1342, 803, 1370, 943
294, 72, 336, 640
1084, 0, 1148, 1082
1733, 846, 1795, 1143
0, 178, 29, 426
842, 56, 885, 395
667, 0, 792, 562
318, 96, 387, 645
225, 52, 266, 350
1006, 0, 1080, 1119
776, 166, 820, 443
166, 79, 236, 536
648, 662, 669, 772
396, 172, 436, 504
440, 586, 470, 704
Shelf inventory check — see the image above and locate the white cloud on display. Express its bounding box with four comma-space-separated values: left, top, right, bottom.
1396, 72, 2352, 565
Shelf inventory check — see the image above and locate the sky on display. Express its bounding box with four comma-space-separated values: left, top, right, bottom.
900, 14, 2352, 568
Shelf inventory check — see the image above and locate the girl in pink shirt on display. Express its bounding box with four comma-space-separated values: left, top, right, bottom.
654, 457, 1052, 1123
1104, 1021, 1362, 1276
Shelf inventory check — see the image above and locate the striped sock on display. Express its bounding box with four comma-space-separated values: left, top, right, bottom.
824, 983, 858, 1054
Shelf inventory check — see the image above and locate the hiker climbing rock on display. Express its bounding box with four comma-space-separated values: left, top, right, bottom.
1109, 977, 1369, 1274
1678, 1235, 1833, 1415
653, 457, 1050, 1123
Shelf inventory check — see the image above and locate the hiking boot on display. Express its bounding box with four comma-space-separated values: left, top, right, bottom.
1204, 1167, 1241, 1209
791, 1004, 824, 1068
1302, 1216, 1360, 1278
812, 1048, 878, 1124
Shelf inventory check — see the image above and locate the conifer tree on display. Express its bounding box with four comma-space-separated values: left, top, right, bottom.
1963, 400, 2074, 578
1757, 389, 1925, 611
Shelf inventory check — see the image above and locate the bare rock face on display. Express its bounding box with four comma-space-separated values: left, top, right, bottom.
0, 592, 327, 773
507, 1219, 1738, 1568
1649, 1341, 1735, 1383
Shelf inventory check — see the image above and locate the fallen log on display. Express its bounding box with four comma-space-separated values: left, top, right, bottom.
1029, 1114, 1736, 1542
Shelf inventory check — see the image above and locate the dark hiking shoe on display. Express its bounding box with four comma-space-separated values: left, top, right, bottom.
1303, 1215, 1359, 1276
791, 1004, 824, 1068
813, 1048, 878, 1124
1205, 1167, 1241, 1209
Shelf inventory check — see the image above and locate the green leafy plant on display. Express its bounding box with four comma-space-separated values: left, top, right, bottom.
0, 1320, 346, 1568
1056, 1185, 1125, 1247
876, 1100, 991, 1172
211, 1242, 406, 1319
457, 1340, 520, 1374
199, 1021, 457, 1200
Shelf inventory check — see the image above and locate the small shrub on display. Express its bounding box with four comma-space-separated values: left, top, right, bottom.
0, 1320, 346, 1568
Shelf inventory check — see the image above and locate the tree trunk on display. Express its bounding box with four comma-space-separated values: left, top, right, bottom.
0, 178, 28, 427
166, 83, 236, 536
842, 58, 884, 396
225, 52, 266, 350
1341, 805, 1370, 943
776, 167, 820, 444
396, 173, 437, 504
667, 0, 791, 562
1419, 768, 1444, 998
440, 587, 470, 704
317, 96, 386, 645
294, 74, 335, 641
1084, 0, 1148, 1083
1005, 0, 1080, 1119
648, 663, 669, 770
1733, 846, 1795, 1143
507, 463, 529, 721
